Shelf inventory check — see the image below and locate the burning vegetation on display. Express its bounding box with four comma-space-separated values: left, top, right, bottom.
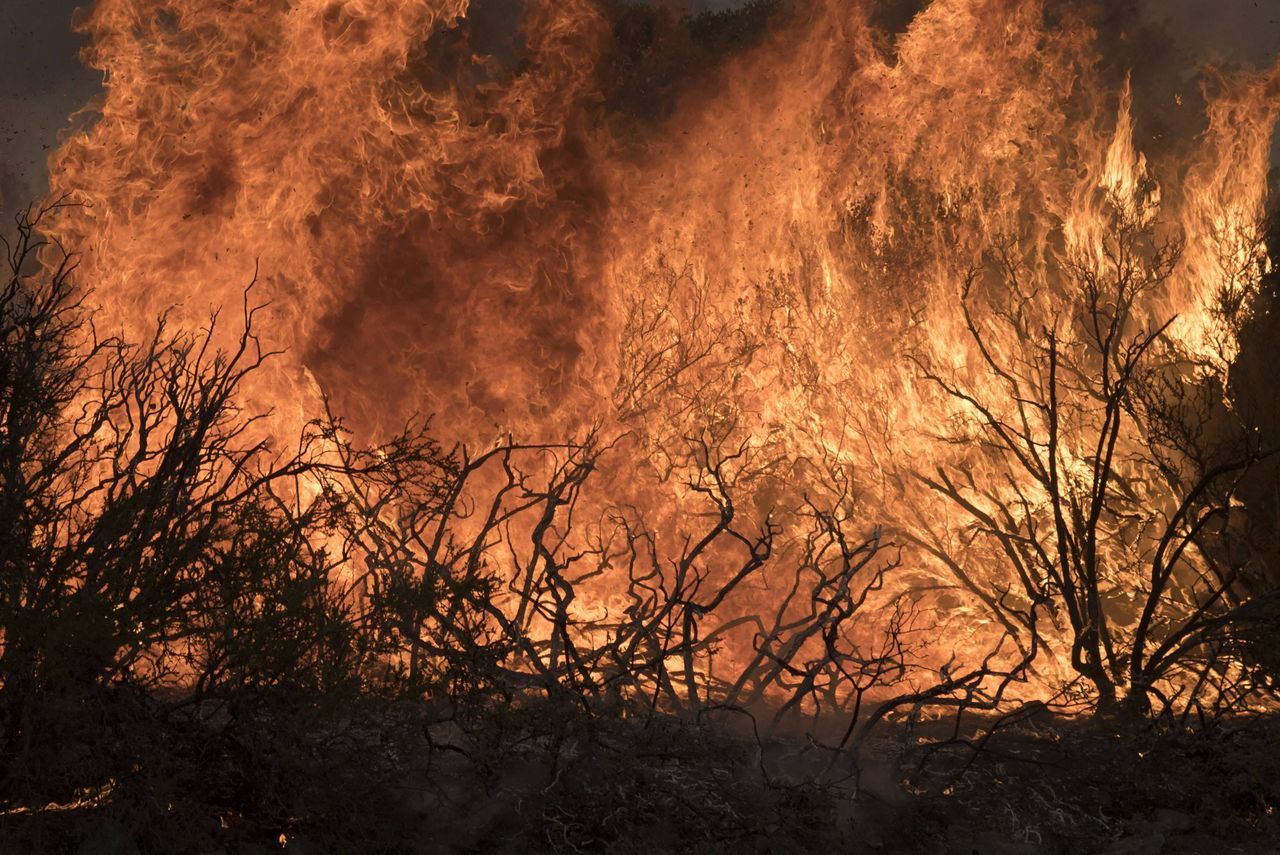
3, 0, 1280, 851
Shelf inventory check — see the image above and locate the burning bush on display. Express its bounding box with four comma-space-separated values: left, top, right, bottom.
0, 202, 996, 848
7, 0, 1280, 850
911, 181, 1280, 717
0, 203, 421, 849
4, 184, 1278, 850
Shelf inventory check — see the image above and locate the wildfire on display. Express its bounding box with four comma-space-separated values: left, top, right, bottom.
40, 0, 1280, 711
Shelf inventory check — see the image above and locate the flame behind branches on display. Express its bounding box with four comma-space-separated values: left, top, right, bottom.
42, 0, 1280, 709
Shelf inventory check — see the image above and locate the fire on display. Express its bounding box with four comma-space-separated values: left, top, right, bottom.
47, 0, 609, 440
41, 0, 1280, 711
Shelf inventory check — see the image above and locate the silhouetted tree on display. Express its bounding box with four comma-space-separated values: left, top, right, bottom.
913, 192, 1280, 718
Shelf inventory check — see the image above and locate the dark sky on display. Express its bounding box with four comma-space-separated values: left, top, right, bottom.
0, 0, 98, 208
2, 0, 1279, 210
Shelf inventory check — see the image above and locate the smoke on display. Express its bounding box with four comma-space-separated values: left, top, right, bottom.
1141, 0, 1280, 69
0, 162, 28, 223
0, 0, 100, 212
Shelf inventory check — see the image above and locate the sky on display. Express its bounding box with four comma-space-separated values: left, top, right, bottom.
0, 0, 96, 209
2, 0, 1279, 210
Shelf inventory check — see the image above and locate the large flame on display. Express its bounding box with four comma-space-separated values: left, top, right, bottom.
43, 0, 1280, 705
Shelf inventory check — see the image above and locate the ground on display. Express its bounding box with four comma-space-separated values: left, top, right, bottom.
6, 708, 1280, 853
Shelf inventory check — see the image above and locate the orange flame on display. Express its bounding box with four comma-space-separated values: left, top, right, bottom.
42, 0, 1280, 705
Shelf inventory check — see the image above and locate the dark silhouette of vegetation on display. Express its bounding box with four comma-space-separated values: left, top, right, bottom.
2, 193, 1279, 853
0, 203, 1026, 851
0, 202, 420, 851
912, 187, 1280, 720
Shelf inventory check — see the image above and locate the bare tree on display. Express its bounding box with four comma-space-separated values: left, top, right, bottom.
912, 196, 1280, 717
